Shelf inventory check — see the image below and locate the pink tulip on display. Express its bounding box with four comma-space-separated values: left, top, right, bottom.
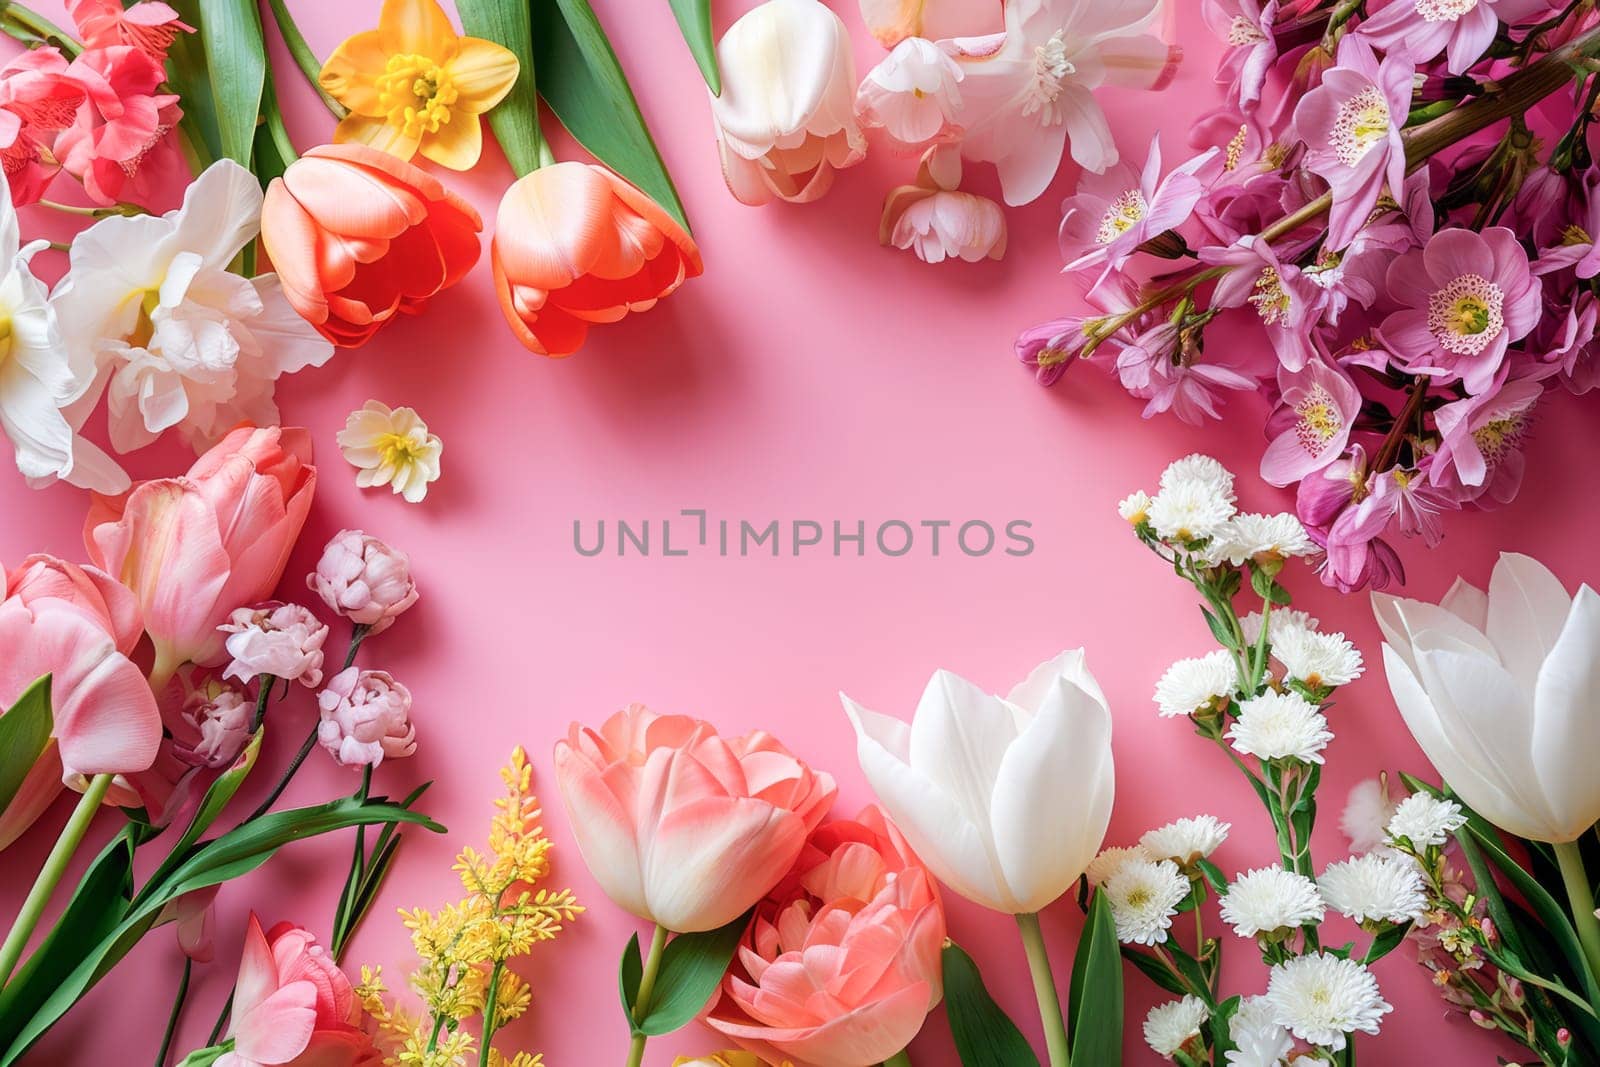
554, 703, 836, 932
706, 806, 946, 1066
0, 554, 160, 849
215, 914, 379, 1067
85, 425, 316, 683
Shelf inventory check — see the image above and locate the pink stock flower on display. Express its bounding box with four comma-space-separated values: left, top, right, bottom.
307, 529, 418, 635
554, 703, 837, 933
55, 44, 180, 205
1262, 358, 1362, 486
1201, 0, 1280, 109
316, 667, 415, 769
1378, 227, 1542, 395
221, 602, 329, 688
67, 0, 191, 62
177, 679, 253, 769
1358, 0, 1550, 75
1292, 35, 1411, 251
1431, 376, 1541, 505
216, 914, 379, 1067
1203, 235, 1317, 369
855, 37, 964, 148
0, 50, 83, 206
85, 425, 317, 682
705, 806, 946, 1065
0, 554, 160, 849
1058, 135, 1211, 283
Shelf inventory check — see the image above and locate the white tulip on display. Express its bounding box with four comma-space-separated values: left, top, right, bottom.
708, 0, 866, 206
841, 649, 1114, 913
1374, 552, 1600, 843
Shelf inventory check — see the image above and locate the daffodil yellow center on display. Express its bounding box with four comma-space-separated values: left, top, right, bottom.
377, 431, 427, 470
126, 288, 162, 348
377, 53, 459, 139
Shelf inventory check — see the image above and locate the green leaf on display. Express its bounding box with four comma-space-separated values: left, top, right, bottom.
1360, 922, 1411, 964
1123, 947, 1188, 995
1067, 892, 1123, 1065
164, 1, 222, 166
151, 731, 262, 883
942, 941, 1041, 1067
0, 676, 52, 814
636, 912, 750, 1035
618, 933, 643, 1028
532, 0, 690, 229
1200, 606, 1236, 650
198, 0, 267, 167
1208, 994, 1241, 1056
0, 797, 442, 1064
666, 0, 720, 94
456, 0, 544, 176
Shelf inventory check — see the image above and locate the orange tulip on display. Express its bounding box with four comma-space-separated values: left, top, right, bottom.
490, 162, 702, 358
261, 143, 482, 347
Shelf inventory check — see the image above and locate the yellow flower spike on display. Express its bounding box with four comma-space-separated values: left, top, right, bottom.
319, 0, 520, 170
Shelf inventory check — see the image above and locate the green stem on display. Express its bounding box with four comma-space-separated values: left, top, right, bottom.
882, 1052, 913, 1067
478, 959, 505, 1067
1554, 841, 1600, 1000
248, 676, 275, 733
206, 990, 232, 1045
536, 135, 555, 170
155, 957, 193, 1067
36, 198, 144, 218
0, 2, 80, 55
0, 773, 113, 984
1015, 912, 1070, 1067
262, 0, 347, 118
625, 924, 669, 1067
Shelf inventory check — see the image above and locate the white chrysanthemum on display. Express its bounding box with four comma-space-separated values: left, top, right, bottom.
1160, 453, 1236, 500
1141, 815, 1231, 866
1273, 626, 1364, 688
1265, 953, 1392, 1050
1210, 512, 1316, 565
1118, 490, 1153, 524
1148, 480, 1236, 543
1087, 845, 1151, 886
1225, 994, 1294, 1067
337, 400, 443, 504
1228, 690, 1333, 764
1220, 866, 1325, 937
1143, 995, 1210, 1058
1385, 793, 1467, 849
1240, 608, 1319, 647
1154, 650, 1238, 718
1340, 778, 1400, 854
1319, 853, 1427, 925
1104, 858, 1190, 945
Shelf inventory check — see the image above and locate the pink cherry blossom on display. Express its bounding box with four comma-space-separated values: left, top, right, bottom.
220, 602, 329, 688
307, 529, 418, 635
1058, 136, 1212, 284
1357, 0, 1550, 75
1201, 0, 1280, 109
1431, 376, 1541, 504
1378, 227, 1542, 395
317, 667, 415, 769
1262, 358, 1362, 486
1292, 35, 1411, 251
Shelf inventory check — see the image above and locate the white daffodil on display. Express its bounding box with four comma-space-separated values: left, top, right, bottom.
337, 400, 443, 504
842, 649, 1114, 914
52, 159, 332, 477
0, 169, 111, 490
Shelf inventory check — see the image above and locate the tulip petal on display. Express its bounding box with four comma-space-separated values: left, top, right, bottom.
0, 741, 63, 850
906, 670, 1018, 833
990, 675, 1112, 912
1531, 586, 1600, 841
1439, 577, 1488, 631
1487, 552, 1573, 692
553, 737, 649, 921
644, 794, 806, 932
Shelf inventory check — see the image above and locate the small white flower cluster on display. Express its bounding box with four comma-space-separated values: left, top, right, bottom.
1385, 792, 1468, 849
1199, 957, 1393, 1064
1094, 816, 1232, 947
1143, 994, 1209, 1058
1125, 454, 1318, 569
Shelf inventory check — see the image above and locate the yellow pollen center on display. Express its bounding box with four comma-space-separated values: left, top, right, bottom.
1562, 223, 1593, 246
1127, 887, 1152, 908
377, 53, 459, 139
377, 432, 426, 469
1225, 124, 1249, 171
1035, 347, 1070, 368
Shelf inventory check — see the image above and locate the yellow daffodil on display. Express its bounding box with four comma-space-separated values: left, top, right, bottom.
319, 0, 519, 170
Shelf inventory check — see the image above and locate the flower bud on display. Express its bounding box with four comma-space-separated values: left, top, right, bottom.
308, 530, 418, 635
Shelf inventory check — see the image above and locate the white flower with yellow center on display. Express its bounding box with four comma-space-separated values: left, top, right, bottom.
1160, 453, 1237, 500
1265, 953, 1392, 1050
1226, 995, 1294, 1067
1141, 815, 1231, 866
338, 400, 443, 503
1220, 866, 1325, 938
1207, 512, 1316, 566
1103, 858, 1189, 945
1384, 793, 1466, 849
1148, 481, 1236, 543
1118, 489, 1152, 524
1273, 626, 1364, 688
1154, 650, 1239, 718
1143, 995, 1209, 1058
1319, 853, 1427, 925
1087, 844, 1151, 887
1229, 690, 1333, 764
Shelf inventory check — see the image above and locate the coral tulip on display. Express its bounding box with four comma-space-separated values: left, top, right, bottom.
261, 143, 482, 347
554, 703, 836, 933
841, 649, 1114, 914
1374, 553, 1600, 843
706, 806, 945, 1065
85, 425, 316, 683
0, 554, 160, 849
490, 162, 702, 357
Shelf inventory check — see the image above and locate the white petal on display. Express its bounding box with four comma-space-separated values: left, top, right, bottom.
1487, 552, 1572, 693
1439, 577, 1489, 631
1006, 647, 1107, 715
1531, 587, 1600, 841
907, 669, 1019, 831
171, 159, 265, 269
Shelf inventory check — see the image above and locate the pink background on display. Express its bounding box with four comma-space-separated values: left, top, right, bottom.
0, 1, 1589, 1063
